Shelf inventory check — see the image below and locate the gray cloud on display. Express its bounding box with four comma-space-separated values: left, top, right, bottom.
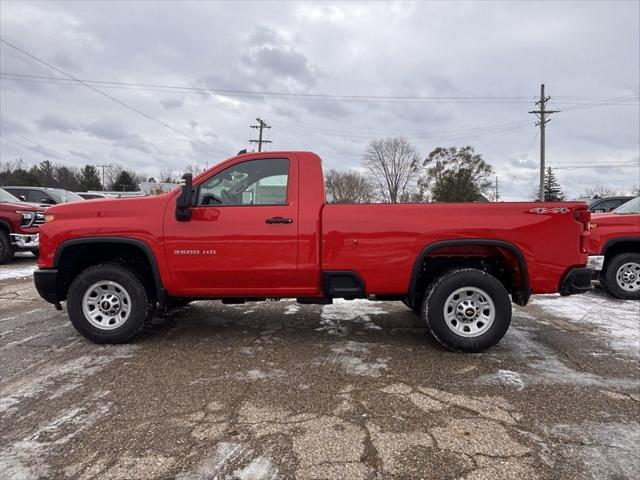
160, 98, 183, 110
0, 1, 637, 198
36, 113, 76, 133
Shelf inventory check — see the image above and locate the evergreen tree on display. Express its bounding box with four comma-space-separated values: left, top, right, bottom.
542, 167, 565, 201
38, 160, 56, 187
56, 166, 82, 191
422, 146, 494, 202
78, 165, 103, 191
110, 170, 139, 192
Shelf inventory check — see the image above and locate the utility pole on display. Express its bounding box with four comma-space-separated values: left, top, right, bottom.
529, 84, 559, 201
249, 117, 272, 152
96, 164, 110, 191
494, 175, 500, 202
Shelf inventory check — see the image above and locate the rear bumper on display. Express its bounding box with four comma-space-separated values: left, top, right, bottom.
587, 255, 605, 272
34, 268, 60, 304
559, 267, 593, 296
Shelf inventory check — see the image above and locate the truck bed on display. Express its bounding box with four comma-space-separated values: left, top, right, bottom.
322, 202, 588, 295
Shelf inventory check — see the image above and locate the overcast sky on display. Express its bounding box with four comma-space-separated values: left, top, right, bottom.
0, 0, 638, 199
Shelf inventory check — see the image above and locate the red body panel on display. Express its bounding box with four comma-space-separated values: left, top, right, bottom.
588, 212, 640, 255
37, 151, 589, 299
0, 200, 43, 236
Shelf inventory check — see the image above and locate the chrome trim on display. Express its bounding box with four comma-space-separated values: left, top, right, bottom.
587, 255, 605, 272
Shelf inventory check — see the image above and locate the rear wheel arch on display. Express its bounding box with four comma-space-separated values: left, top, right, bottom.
53, 237, 165, 303
407, 239, 530, 308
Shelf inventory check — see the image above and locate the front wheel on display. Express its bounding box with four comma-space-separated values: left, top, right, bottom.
422, 268, 512, 353
601, 253, 640, 300
0, 230, 15, 264
67, 264, 155, 343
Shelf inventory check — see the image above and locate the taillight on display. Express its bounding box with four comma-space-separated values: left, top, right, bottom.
574, 207, 591, 254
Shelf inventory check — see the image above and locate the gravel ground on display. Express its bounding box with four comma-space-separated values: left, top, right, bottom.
1, 257, 639, 480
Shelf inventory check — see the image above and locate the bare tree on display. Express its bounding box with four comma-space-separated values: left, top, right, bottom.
158, 167, 178, 183
362, 136, 420, 203
582, 186, 618, 199
325, 169, 375, 203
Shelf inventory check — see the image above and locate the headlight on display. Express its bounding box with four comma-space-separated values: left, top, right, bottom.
16, 210, 35, 227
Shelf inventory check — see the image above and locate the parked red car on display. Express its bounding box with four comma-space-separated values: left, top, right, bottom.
0, 187, 44, 264
33, 151, 592, 352
588, 196, 640, 300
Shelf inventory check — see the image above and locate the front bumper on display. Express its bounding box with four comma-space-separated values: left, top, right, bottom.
559, 267, 593, 296
10, 233, 39, 249
34, 268, 61, 304
587, 255, 605, 272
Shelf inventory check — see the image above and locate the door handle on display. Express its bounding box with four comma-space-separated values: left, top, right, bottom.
265, 216, 293, 224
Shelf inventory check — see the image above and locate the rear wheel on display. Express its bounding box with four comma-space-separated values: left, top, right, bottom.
0, 230, 15, 264
601, 253, 640, 300
422, 268, 511, 353
67, 264, 155, 343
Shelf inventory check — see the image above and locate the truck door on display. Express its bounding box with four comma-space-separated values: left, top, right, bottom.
163, 156, 300, 296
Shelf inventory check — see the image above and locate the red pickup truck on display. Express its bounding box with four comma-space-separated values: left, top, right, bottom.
34, 151, 593, 352
0, 187, 44, 264
588, 196, 640, 300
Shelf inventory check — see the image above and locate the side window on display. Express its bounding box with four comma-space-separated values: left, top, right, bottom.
10, 188, 27, 200
197, 159, 289, 206
600, 200, 620, 212
27, 190, 54, 204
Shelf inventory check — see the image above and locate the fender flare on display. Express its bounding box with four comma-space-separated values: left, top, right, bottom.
407, 239, 531, 305
602, 237, 640, 256
54, 236, 165, 301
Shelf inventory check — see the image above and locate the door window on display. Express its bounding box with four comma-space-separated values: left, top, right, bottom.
27, 190, 54, 204
197, 159, 289, 206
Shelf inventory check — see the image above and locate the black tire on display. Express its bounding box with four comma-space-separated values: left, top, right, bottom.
67, 263, 155, 343
0, 229, 15, 265
601, 253, 640, 300
422, 268, 512, 353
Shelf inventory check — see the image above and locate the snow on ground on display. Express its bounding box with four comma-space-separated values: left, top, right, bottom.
531, 292, 640, 356
319, 299, 385, 335
329, 341, 388, 377
0, 263, 36, 281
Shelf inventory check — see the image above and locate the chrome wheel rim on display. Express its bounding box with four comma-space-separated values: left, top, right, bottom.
443, 286, 495, 337
82, 280, 132, 330
616, 262, 640, 292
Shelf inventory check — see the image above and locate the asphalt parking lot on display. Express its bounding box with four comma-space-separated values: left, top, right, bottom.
1, 256, 639, 480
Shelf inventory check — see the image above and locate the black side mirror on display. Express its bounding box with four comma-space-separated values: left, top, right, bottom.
176, 173, 193, 221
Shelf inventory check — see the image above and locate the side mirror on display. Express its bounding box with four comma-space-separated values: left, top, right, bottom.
175, 173, 193, 221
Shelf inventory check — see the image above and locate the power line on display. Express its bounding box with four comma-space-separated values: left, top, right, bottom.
249, 117, 271, 152
0, 122, 82, 164
2, 71, 638, 106
0, 39, 229, 157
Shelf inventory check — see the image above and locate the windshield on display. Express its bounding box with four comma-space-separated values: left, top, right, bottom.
47, 189, 84, 203
0, 188, 20, 203
613, 196, 640, 214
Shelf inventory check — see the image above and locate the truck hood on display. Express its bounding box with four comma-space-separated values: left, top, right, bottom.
590, 212, 640, 226
46, 194, 165, 214
0, 200, 44, 212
